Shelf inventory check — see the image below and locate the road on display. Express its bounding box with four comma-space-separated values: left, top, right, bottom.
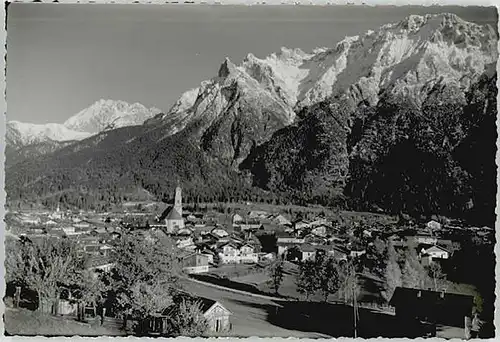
179, 278, 329, 337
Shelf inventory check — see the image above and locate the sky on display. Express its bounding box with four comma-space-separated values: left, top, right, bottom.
6, 3, 497, 124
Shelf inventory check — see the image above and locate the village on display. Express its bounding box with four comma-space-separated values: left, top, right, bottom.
4, 185, 495, 338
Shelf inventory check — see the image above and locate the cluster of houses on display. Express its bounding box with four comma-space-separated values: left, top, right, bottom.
6, 206, 121, 273
150, 187, 275, 274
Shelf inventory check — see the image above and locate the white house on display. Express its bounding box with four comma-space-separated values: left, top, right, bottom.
309, 218, 328, 227
362, 229, 373, 238
232, 213, 244, 225
311, 225, 327, 237
62, 226, 85, 236
217, 242, 257, 264
201, 251, 215, 264
248, 211, 268, 219
258, 252, 275, 262
293, 219, 310, 230
211, 228, 229, 238
218, 242, 240, 264
423, 245, 450, 260
268, 214, 291, 226
350, 249, 367, 258
239, 244, 258, 263
426, 220, 442, 230
177, 236, 194, 249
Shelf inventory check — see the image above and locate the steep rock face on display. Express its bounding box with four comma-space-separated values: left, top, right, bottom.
146, 57, 296, 166
145, 13, 496, 167
297, 13, 497, 109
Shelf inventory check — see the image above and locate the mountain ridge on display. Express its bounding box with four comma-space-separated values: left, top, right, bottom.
7, 99, 162, 151
5, 13, 498, 226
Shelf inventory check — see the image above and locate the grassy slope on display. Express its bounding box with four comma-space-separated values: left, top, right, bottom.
4, 308, 125, 336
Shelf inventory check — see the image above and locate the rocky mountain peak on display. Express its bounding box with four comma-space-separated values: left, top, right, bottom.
63, 98, 161, 133
218, 57, 238, 78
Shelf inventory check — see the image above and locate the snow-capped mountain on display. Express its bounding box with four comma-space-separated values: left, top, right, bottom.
7, 99, 163, 150
151, 13, 496, 135
6, 121, 92, 147
64, 99, 162, 133
6, 13, 498, 227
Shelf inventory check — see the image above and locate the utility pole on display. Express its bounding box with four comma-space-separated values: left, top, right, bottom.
353, 281, 357, 338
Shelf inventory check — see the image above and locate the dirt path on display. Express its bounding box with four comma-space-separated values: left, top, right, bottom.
179, 278, 329, 338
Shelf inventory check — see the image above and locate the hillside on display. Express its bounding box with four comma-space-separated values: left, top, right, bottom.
241, 73, 497, 225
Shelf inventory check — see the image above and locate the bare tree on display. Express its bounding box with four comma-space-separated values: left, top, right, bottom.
338, 260, 360, 304
427, 262, 446, 291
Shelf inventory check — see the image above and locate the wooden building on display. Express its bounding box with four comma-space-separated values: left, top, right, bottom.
389, 287, 474, 337
150, 293, 232, 335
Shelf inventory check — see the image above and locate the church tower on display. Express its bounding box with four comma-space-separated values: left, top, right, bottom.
174, 185, 182, 217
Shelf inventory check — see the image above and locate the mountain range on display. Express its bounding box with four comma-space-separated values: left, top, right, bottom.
6, 99, 162, 149
6, 13, 498, 226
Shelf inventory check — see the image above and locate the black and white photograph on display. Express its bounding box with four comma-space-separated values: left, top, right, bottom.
2, 2, 498, 339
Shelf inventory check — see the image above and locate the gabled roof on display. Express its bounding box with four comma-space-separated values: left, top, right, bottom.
219, 241, 239, 249
161, 292, 222, 316
166, 207, 182, 220
299, 243, 316, 253
425, 245, 450, 253
276, 231, 294, 238
159, 205, 183, 221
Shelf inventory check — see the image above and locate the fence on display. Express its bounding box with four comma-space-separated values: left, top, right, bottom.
358, 301, 395, 314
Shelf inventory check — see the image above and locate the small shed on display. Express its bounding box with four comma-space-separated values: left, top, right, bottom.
389, 287, 474, 330
154, 293, 232, 335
